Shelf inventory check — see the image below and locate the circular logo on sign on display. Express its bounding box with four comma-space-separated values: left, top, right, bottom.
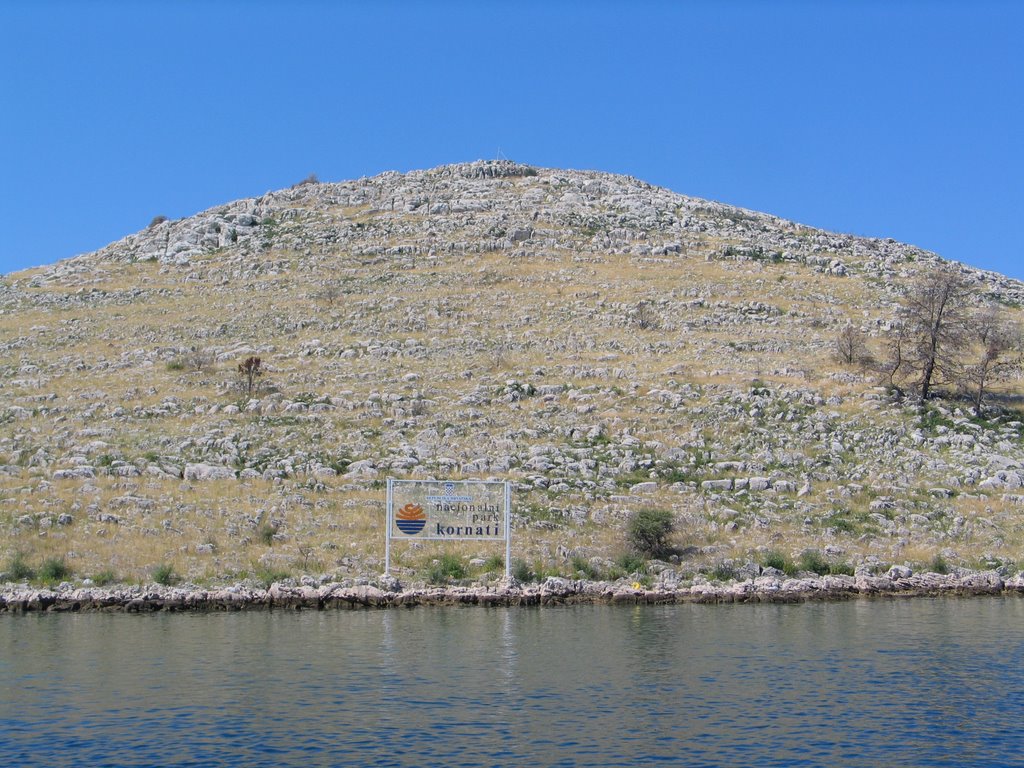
395, 503, 426, 535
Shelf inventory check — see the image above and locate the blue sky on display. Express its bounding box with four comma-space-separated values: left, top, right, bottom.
1, 1, 1021, 279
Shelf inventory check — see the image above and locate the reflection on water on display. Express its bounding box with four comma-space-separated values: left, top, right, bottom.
1, 599, 1023, 767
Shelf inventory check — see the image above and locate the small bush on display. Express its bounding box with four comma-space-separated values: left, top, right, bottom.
152, 563, 178, 586
91, 569, 118, 586
254, 566, 291, 589
570, 556, 598, 579
482, 554, 505, 573
634, 301, 661, 331
761, 550, 804, 576
292, 172, 320, 188
39, 557, 71, 584
829, 561, 855, 576
185, 347, 214, 372
296, 545, 315, 571
930, 554, 950, 574
627, 508, 674, 557
761, 549, 789, 572
257, 523, 278, 546
798, 549, 830, 576
711, 562, 738, 582
427, 554, 466, 585
512, 559, 535, 583
165, 359, 185, 371
615, 553, 646, 575
8, 551, 35, 581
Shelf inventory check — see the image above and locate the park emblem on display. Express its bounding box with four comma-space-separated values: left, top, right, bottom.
395, 503, 426, 535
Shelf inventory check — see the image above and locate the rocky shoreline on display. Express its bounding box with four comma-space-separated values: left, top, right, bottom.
3, 569, 1022, 613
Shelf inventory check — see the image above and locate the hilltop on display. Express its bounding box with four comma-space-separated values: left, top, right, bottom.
2, 160, 1023, 588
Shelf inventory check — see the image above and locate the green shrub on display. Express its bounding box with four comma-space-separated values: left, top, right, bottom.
257, 523, 278, 546
91, 568, 118, 586
8, 551, 35, 581
427, 554, 466, 585
615, 553, 646, 574
822, 510, 859, 534
512, 559, 535, 583
39, 557, 71, 584
482, 554, 505, 573
165, 359, 185, 371
570, 555, 598, 579
627, 508, 674, 557
829, 561, 855, 576
761, 549, 789, 572
798, 549, 830, 576
711, 562, 738, 582
152, 563, 178, 586
930, 554, 950, 574
254, 566, 290, 588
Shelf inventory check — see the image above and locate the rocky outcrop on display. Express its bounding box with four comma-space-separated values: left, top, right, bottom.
3, 569, 1021, 613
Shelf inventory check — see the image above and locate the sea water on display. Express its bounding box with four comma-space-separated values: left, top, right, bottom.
2, 598, 1022, 767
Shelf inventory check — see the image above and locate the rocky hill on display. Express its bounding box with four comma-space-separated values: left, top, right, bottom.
2, 160, 1023, 587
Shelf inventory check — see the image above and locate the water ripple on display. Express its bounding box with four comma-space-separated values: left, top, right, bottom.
2, 600, 1023, 766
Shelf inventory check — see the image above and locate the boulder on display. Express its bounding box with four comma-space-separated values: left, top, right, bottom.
183, 463, 236, 481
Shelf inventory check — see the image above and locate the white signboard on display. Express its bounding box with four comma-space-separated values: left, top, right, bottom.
385, 479, 511, 578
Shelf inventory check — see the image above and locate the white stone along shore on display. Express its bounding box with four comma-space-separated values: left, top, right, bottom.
3, 567, 1022, 613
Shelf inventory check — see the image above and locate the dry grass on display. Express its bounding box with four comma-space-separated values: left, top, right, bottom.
3, 176, 1024, 587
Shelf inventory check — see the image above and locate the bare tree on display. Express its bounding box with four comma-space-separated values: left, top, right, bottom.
185, 346, 214, 372
962, 310, 1022, 412
237, 356, 263, 398
878, 323, 909, 397
835, 323, 871, 367
315, 281, 344, 307
897, 268, 974, 401
634, 300, 660, 331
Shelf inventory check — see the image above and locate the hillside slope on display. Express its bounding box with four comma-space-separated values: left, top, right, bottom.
2, 160, 1023, 585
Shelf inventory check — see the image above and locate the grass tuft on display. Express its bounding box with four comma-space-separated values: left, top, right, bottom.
570, 555, 599, 579
91, 568, 118, 586
427, 554, 466, 585
512, 559, 535, 583
615, 553, 646, 574
798, 549, 830, 576
39, 557, 71, 584
152, 563, 179, 586
8, 551, 36, 581
257, 523, 279, 546
254, 565, 291, 588
481, 554, 505, 573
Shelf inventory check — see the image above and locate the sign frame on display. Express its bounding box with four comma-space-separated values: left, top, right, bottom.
385, 478, 512, 580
